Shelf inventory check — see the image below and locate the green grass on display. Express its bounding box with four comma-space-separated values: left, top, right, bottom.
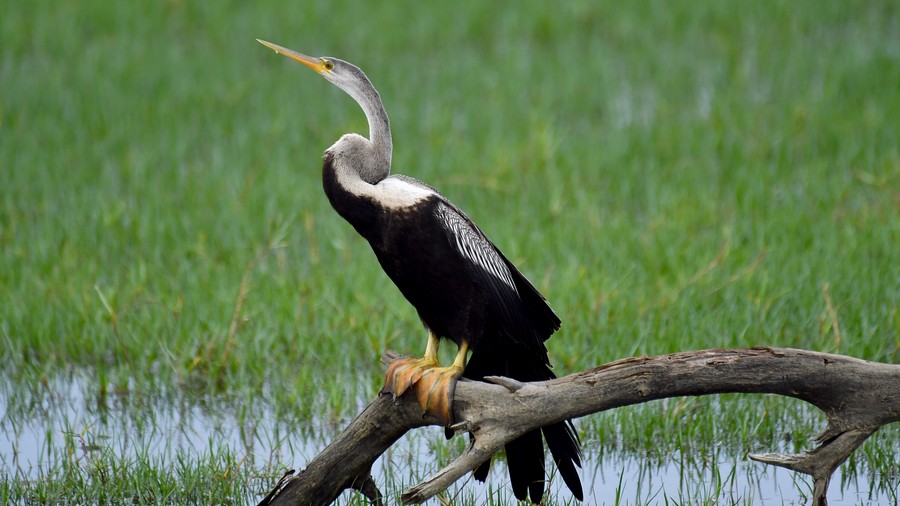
2, 0, 899, 504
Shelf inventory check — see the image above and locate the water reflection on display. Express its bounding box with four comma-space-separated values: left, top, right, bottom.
1, 375, 897, 505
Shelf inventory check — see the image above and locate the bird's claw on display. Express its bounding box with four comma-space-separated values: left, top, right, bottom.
382, 356, 437, 397
382, 357, 463, 426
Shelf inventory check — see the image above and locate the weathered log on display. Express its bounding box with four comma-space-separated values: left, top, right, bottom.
259, 347, 900, 506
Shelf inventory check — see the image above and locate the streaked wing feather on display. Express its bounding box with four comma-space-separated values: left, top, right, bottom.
433, 199, 549, 351
436, 203, 518, 294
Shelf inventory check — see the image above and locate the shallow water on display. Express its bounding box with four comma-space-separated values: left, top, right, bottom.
1, 376, 897, 505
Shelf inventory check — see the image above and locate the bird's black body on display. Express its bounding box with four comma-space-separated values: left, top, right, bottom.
324, 153, 556, 353
323, 151, 583, 502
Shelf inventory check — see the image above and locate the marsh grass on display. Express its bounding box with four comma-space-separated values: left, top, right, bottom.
2, 0, 898, 503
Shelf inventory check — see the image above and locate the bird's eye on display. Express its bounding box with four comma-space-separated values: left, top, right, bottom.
323, 60, 335, 71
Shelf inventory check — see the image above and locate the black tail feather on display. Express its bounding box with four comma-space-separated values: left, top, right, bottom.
462, 347, 583, 502
544, 421, 584, 501
505, 429, 545, 502
472, 459, 491, 482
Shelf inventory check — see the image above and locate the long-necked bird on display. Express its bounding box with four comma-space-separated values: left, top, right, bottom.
258, 39, 582, 503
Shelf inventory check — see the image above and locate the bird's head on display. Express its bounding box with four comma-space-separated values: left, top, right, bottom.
257, 39, 373, 104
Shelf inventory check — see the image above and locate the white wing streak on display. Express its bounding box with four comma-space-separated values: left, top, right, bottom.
436, 203, 518, 294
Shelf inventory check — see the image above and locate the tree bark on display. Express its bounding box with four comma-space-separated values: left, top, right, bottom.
258, 347, 900, 506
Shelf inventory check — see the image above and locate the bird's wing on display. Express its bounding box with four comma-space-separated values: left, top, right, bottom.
434, 199, 556, 350
435, 201, 519, 295
392, 173, 519, 293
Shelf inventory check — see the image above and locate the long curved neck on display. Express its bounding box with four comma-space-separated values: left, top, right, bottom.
344, 81, 392, 177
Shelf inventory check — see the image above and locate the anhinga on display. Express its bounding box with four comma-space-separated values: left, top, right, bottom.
258, 39, 582, 503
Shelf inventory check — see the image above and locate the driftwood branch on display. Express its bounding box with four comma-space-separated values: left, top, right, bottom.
259, 347, 900, 506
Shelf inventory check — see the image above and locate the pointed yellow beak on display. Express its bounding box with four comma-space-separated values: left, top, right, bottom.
257, 39, 328, 73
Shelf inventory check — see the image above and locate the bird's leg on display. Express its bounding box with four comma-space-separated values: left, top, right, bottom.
416, 340, 468, 424
382, 335, 469, 425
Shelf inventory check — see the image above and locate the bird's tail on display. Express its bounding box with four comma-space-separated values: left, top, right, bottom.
464, 349, 583, 503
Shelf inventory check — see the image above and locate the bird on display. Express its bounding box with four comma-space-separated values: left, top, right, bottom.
258, 39, 583, 504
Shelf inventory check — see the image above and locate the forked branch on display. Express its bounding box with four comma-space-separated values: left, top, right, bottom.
260, 347, 900, 506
